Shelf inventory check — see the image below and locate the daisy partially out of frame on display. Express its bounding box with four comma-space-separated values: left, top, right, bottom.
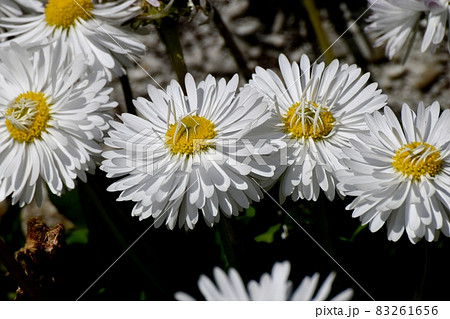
337, 103, 450, 243
249, 54, 386, 203
0, 43, 116, 207
101, 73, 274, 230
365, 0, 449, 61
175, 261, 353, 301
0, 0, 146, 80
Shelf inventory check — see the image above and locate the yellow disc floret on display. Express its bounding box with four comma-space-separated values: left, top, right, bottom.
45, 0, 93, 29
165, 115, 216, 155
392, 141, 442, 181
283, 100, 335, 140
5, 92, 51, 143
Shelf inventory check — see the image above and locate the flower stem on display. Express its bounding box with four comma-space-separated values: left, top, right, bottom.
217, 218, 240, 271
325, 1, 369, 71
0, 236, 44, 300
157, 17, 188, 92
120, 74, 136, 115
301, 0, 335, 64
207, 0, 252, 81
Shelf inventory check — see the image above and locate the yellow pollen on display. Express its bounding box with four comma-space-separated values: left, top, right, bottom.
392, 141, 442, 181
45, 0, 93, 29
165, 115, 216, 155
5, 92, 51, 143
283, 100, 335, 140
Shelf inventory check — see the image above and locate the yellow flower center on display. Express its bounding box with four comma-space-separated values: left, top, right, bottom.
283, 100, 335, 140
391, 141, 442, 181
165, 115, 216, 155
45, 0, 93, 29
4, 92, 51, 143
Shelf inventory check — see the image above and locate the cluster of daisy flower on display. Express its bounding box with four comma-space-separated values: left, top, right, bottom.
1, 0, 450, 301
102, 51, 450, 245
366, 0, 450, 61
101, 53, 390, 231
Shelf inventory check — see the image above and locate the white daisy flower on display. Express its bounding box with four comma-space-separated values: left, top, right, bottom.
101, 73, 273, 230
249, 54, 386, 202
0, 0, 43, 17
175, 261, 353, 301
0, 43, 116, 207
337, 103, 450, 243
421, 0, 449, 52
365, 0, 426, 60
365, 0, 449, 60
0, 0, 146, 81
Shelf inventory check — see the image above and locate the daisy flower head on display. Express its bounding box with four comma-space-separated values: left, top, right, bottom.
0, 43, 116, 207
337, 102, 450, 243
101, 73, 274, 230
249, 54, 386, 203
175, 261, 354, 301
0, 0, 146, 81
365, 0, 449, 61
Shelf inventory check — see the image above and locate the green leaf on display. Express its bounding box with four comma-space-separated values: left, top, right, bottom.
339, 224, 367, 242
97, 287, 106, 295
254, 223, 282, 243
236, 206, 255, 225
6, 292, 16, 301
214, 228, 230, 270
65, 227, 89, 245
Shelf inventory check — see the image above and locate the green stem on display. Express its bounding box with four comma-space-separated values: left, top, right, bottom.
207, 0, 252, 81
120, 74, 136, 115
325, 2, 368, 71
301, 0, 335, 64
0, 236, 44, 300
217, 218, 240, 271
157, 17, 188, 92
